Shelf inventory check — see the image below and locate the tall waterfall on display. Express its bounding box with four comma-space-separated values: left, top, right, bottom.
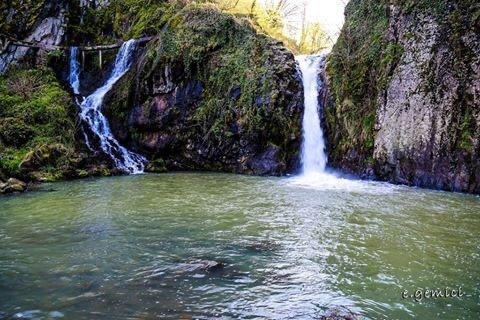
69, 40, 146, 174
292, 55, 385, 191
296, 55, 328, 174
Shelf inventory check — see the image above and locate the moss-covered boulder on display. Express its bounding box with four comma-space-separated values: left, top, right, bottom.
104, 5, 303, 175
0, 66, 117, 188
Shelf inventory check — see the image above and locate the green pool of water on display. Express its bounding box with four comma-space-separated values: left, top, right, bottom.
0, 173, 479, 319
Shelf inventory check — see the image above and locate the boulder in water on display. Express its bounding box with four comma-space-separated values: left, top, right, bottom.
0, 178, 27, 194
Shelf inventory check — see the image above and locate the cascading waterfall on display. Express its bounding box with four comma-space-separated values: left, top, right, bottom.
296, 54, 328, 175
69, 39, 146, 174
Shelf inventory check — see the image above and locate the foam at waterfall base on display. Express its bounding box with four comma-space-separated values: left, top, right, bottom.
287, 170, 401, 194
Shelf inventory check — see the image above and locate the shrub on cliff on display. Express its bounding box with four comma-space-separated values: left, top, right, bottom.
0, 67, 77, 177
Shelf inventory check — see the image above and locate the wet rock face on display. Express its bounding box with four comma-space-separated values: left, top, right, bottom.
326, 1, 480, 193
373, 4, 480, 193
123, 65, 300, 176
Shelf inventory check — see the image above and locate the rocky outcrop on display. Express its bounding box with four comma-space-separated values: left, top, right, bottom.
18, 144, 120, 182
325, 0, 480, 193
0, 0, 67, 73
102, 7, 303, 175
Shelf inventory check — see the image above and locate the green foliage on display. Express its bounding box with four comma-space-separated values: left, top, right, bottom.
159, 5, 256, 74
458, 110, 474, 152
298, 22, 328, 54
380, 43, 404, 70
67, 0, 183, 43
62, 0, 325, 54
0, 117, 33, 146
214, 0, 326, 54
66, 2, 119, 45
392, 0, 446, 17
362, 113, 376, 150
0, 148, 28, 177
148, 5, 271, 140
0, 67, 76, 177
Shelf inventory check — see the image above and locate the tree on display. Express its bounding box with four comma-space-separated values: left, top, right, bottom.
298, 22, 328, 54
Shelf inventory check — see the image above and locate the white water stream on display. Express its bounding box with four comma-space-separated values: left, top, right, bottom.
69, 40, 145, 174
296, 55, 328, 174
291, 55, 371, 191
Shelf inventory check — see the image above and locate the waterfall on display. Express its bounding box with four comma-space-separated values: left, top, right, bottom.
69, 39, 146, 174
69, 47, 81, 95
291, 55, 381, 190
296, 55, 328, 175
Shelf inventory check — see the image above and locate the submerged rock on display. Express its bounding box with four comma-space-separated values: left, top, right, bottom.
48, 311, 64, 318
245, 240, 279, 252
12, 310, 42, 319
176, 259, 226, 273
64, 292, 103, 302
319, 307, 360, 320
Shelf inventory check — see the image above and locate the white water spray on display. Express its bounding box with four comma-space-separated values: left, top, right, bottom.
296, 55, 328, 174
290, 54, 352, 189
289, 56, 400, 193
69, 40, 146, 174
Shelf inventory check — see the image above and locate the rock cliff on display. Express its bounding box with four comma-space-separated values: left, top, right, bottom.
102, 7, 303, 175
0, 0, 68, 73
325, 0, 480, 193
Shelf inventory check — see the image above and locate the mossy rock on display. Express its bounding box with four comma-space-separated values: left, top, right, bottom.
0, 117, 33, 147
145, 158, 168, 173
104, 5, 303, 175
18, 144, 78, 181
